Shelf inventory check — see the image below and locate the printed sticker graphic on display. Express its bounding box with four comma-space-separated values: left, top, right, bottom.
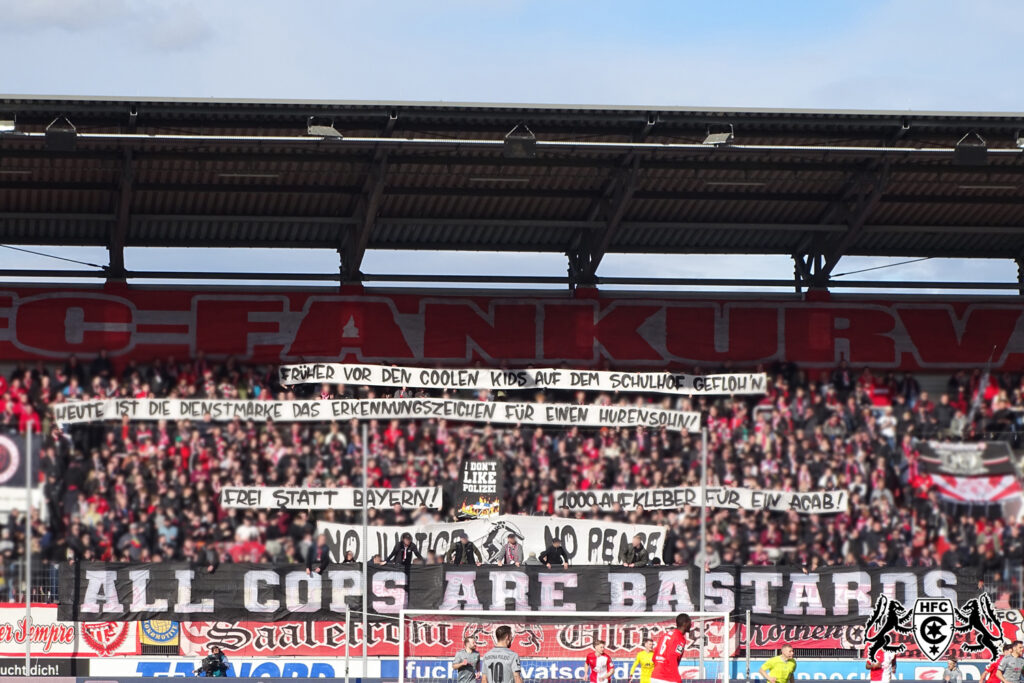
454, 459, 504, 519
864, 595, 912, 662
865, 593, 1005, 663
81, 622, 129, 656
913, 598, 955, 661
140, 620, 179, 646
954, 594, 1003, 661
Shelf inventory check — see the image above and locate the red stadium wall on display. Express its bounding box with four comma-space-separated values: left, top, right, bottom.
2, 285, 1022, 370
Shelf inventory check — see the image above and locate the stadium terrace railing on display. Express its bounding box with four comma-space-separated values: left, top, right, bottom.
3, 563, 60, 604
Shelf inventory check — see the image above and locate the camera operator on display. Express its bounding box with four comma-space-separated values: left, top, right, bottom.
194, 645, 229, 677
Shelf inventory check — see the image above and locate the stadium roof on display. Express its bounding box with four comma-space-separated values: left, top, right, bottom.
3, 95, 1024, 290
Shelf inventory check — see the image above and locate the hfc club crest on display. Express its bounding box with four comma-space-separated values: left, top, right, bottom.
865, 594, 1004, 663
913, 598, 955, 660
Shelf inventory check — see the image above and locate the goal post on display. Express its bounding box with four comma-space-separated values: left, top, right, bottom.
398, 610, 733, 683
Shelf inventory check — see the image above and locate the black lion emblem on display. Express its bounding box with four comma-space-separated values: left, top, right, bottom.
955, 594, 1003, 660
864, 595, 912, 662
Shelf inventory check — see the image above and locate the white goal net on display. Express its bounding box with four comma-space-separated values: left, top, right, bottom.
399, 610, 733, 683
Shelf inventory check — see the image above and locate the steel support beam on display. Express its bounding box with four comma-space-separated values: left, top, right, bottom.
133, 214, 358, 225
340, 114, 395, 282
588, 157, 641, 271
5, 144, 1024, 178
793, 162, 890, 289
340, 155, 387, 281
0, 267, 1018, 291
106, 150, 133, 280
14, 179, 1024, 207
6, 100, 1021, 136
820, 163, 891, 271
568, 120, 651, 289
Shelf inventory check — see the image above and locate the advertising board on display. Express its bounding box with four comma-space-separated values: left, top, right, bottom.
0, 605, 138, 658
385, 659, 996, 682
86, 657, 379, 678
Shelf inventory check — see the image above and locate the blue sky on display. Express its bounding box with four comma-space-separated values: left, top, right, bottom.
1, 0, 1022, 292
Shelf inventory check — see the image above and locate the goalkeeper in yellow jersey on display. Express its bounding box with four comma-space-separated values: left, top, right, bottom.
630, 639, 656, 683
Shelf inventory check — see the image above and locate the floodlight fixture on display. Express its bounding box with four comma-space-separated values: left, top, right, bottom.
702, 125, 734, 146
953, 131, 987, 166
306, 117, 343, 139
45, 116, 77, 151
0, 117, 15, 133
1015, 130, 1024, 149
503, 123, 536, 159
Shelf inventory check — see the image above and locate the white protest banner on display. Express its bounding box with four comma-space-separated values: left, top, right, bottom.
554, 487, 848, 515
317, 513, 665, 566
279, 362, 766, 395
52, 398, 700, 432
220, 486, 442, 510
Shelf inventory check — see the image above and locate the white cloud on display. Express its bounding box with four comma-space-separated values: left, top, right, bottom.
0, 0, 215, 55
0, 0, 131, 32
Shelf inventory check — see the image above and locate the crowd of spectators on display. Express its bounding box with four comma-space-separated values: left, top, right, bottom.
1, 353, 1023, 601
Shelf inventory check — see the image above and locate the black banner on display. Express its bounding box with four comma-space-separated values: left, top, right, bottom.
918, 441, 1017, 476
0, 433, 39, 488
455, 459, 504, 518
59, 563, 977, 626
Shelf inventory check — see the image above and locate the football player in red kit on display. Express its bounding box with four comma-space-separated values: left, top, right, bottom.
986, 644, 1013, 683
585, 640, 613, 683
651, 614, 692, 683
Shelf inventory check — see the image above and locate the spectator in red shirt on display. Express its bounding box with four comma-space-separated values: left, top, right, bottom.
19, 403, 40, 434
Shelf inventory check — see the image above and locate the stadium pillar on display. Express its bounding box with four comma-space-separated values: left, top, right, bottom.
361, 423, 369, 683
25, 421, 32, 675
745, 610, 751, 680
698, 426, 708, 609
567, 247, 599, 292
791, 252, 831, 291
699, 426, 707, 680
